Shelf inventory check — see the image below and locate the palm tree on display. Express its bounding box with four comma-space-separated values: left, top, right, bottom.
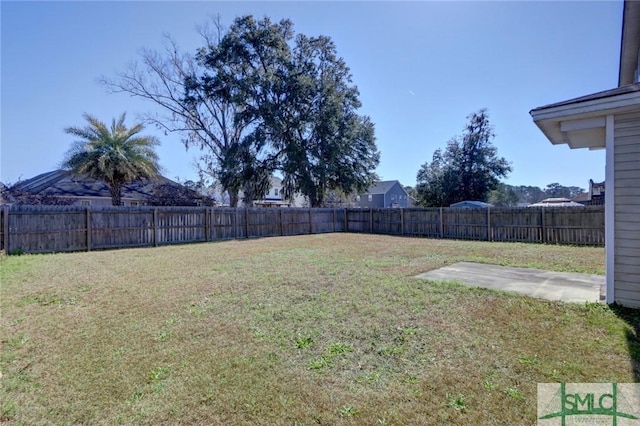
62, 113, 161, 206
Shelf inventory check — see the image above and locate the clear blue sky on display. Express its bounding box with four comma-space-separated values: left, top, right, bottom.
1, 1, 623, 191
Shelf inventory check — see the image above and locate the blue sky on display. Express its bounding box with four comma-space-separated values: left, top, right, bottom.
1, 1, 623, 191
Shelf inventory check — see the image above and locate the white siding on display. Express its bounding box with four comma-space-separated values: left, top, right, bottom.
614, 112, 640, 307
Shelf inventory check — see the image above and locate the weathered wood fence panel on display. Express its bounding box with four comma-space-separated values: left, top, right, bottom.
443, 209, 489, 240
373, 209, 403, 235
490, 208, 542, 243
0, 205, 605, 255
247, 208, 276, 238
543, 207, 605, 245
1, 205, 347, 254
345, 209, 372, 233
280, 209, 311, 236
345, 206, 605, 246
403, 208, 441, 237
3, 205, 88, 253
158, 207, 207, 245
91, 208, 154, 250
311, 208, 342, 234
1, 207, 6, 252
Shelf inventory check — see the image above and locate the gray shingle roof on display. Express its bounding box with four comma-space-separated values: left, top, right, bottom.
530, 83, 640, 112
365, 180, 403, 195
13, 170, 183, 199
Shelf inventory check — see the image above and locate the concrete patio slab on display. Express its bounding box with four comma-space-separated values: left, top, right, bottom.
415, 262, 604, 304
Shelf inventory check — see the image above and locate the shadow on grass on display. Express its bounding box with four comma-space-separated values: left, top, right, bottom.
610, 303, 640, 382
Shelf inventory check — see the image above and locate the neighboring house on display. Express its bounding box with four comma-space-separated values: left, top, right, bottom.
530, 0, 640, 307
355, 180, 411, 208
573, 180, 605, 206
4, 170, 210, 207
571, 192, 591, 205
250, 176, 307, 208
450, 200, 493, 209
529, 198, 584, 208
253, 176, 291, 207
588, 179, 606, 205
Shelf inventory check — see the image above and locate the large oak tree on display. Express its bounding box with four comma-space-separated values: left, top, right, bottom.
104, 15, 379, 207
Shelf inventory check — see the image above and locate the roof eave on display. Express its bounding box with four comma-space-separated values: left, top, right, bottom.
531, 90, 640, 149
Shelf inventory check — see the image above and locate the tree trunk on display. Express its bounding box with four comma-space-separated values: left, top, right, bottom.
228, 189, 239, 208
109, 183, 123, 206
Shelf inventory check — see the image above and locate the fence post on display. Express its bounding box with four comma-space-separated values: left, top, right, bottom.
279, 208, 283, 236
234, 208, 239, 239
400, 208, 405, 235
245, 208, 249, 238
86, 207, 92, 251
308, 209, 313, 234
204, 208, 210, 242
369, 208, 373, 233
2, 206, 9, 253
214, 207, 217, 241
344, 208, 348, 232
333, 208, 336, 233
540, 208, 546, 244
486, 207, 491, 241
439, 207, 444, 238
153, 208, 159, 247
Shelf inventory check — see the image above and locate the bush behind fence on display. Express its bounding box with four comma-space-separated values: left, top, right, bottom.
0, 205, 604, 254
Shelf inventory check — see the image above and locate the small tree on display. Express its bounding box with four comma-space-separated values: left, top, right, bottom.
147, 183, 215, 206
62, 113, 161, 206
416, 109, 511, 206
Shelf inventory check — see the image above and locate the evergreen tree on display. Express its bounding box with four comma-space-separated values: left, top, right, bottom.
416, 109, 511, 207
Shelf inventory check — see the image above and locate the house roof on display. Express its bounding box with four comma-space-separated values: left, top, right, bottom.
572, 193, 591, 203
619, 0, 640, 86
529, 198, 585, 207
531, 84, 640, 112
450, 200, 493, 208
13, 170, 185, 200
531, 1, 640, 150
365, 180, 406, 195
530, 83, 640, 150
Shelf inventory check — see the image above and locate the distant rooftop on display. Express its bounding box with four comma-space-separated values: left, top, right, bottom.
365, 180, 403, 194
530, 198, 584, 207
450, 200, 493, 209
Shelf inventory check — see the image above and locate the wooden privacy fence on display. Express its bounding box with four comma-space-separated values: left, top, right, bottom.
344, 206, 605, 246
0, 205, 604, 254
0, 205, 346, 254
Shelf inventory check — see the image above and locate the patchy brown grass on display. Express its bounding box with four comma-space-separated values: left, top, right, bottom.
1, 234, 636, 425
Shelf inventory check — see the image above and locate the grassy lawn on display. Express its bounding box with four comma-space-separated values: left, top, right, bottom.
1, 233, 638, 425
